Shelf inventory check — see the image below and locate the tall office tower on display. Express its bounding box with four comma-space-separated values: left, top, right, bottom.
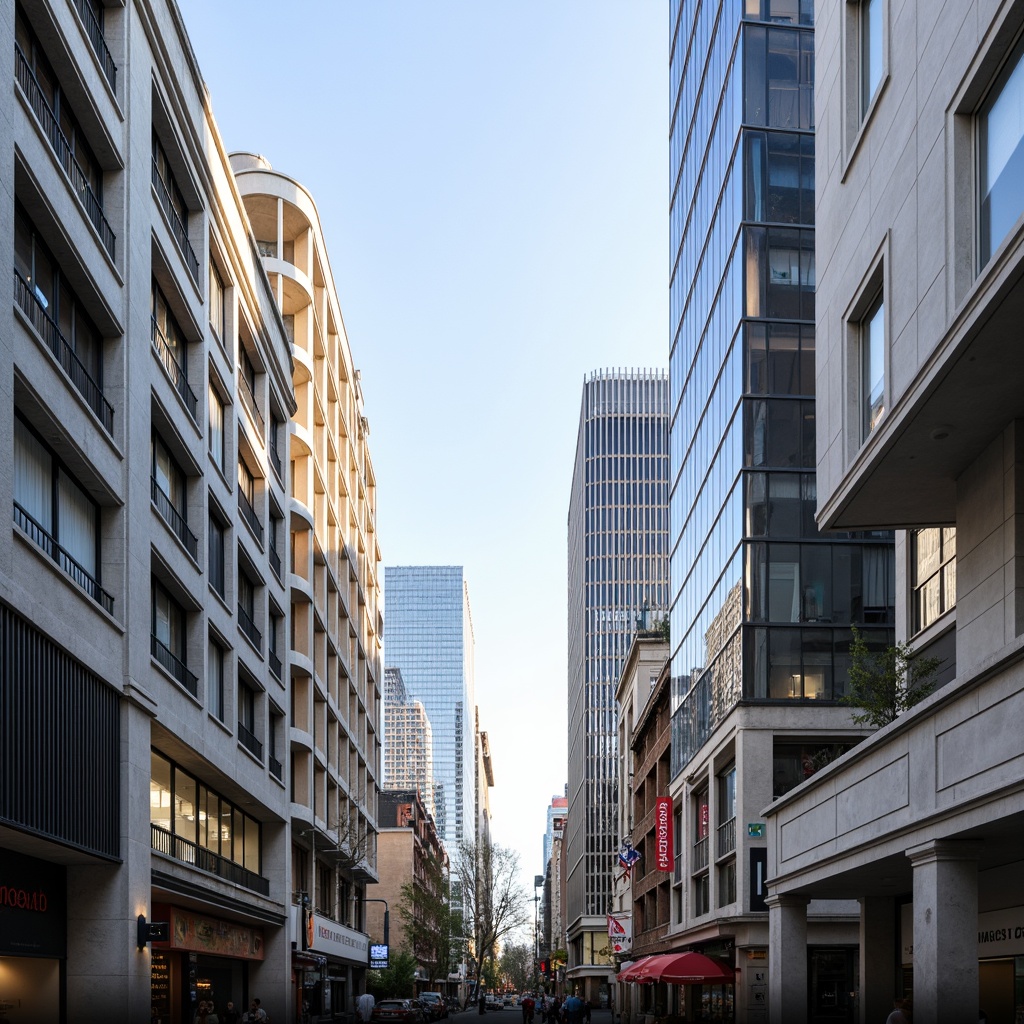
565, 369, 670, 1003
542, 792, 568, 876
1, 1, 295, 1017
234, 155, 383, 1014
763, 3, 1024, 1021
383, 566, 476, 852
383, 666, 436, 819
665, 1, 895, 1015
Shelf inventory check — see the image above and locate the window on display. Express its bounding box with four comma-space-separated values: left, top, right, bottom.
151, 281, 197, 418
911, 527, 956, 634
238, 568, 261, 649
238, 680, 262, 760
861, 291, 885, 439
209, 637, 225, 721
209, 514, 225, 597
979, 32, 1024, 267
859, 0, 883, 116
209, 263, 225, 338
14, 414, 108, 609
209, 384, 225, 471
152, 132, 198, 280
718, 861, 737, 907
151, 579, 193, 692
694, 873, 710, 917
151, 433, 196, 558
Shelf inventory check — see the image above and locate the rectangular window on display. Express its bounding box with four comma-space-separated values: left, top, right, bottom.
860, 0, 883, 116
209, 515, 225, 597
209, 637, 225, 722
209, 263, 224, 338
911, 527, 957, 634
152, 434, 185, 516
152, 580, 185, 661
861, 292, 885, 438
979, 32, 1024, 267
209, 384, 224, 471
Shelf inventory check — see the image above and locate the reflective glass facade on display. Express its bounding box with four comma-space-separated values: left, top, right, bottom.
668, 0, 895, 778
383, 566, 475, 851
567, 370, 669, 923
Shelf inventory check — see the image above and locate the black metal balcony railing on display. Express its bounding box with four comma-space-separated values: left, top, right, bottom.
268, 648, 282, 681
237, 486, 264, 545
13, 500, 113, 613
269, 438, 283, 479
70, 0, 117, 93
151, 477, 198, 560
15, 46, 116, 259
692, 835, 709, 873
239, 375, 264, 435
238, 720, 263, 760
151, 159, 199, 282
717, 816, 737, 859
268, 754, 283, 780
238, 603, 262, 651
151, 316, 197, 420
150, 823, 269, 896
151, 633, 198, 697
269, 542, 281, 581
14, 271, 114, 433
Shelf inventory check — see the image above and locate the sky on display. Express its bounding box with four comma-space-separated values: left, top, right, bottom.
175, 0, 669, 893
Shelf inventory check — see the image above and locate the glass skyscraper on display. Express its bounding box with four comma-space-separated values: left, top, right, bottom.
566, 369, 670, 1002
665, 1, 895, 1010
383, 566, 475, 852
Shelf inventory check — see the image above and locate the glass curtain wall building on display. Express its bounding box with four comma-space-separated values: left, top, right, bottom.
383, 566, 475, 852
666, 0, 895, 1010
566, 369, 670, 1002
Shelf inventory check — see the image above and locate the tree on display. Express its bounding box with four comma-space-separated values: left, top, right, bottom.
398, 850, 452, 987
367, 949, 418, 998
499, 942, 534, 993
841, 626, 942, 728
456, 837, 530, 987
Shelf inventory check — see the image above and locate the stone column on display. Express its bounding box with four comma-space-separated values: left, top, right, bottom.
906, 840, 979, 1024
859, 896, 897, 1024
766, 894, 809, 1024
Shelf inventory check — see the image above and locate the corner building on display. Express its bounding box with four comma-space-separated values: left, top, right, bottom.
232, 154, 383, 1020
1, 0, 295, 1019
566, 369, 670, 1004
763, 2, 1024, 1022
665, 1, 895, 1018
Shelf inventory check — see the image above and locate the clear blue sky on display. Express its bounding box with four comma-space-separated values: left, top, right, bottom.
177, 0, 669, 892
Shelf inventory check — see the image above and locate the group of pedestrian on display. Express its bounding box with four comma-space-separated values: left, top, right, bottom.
520, 990, 588, 1024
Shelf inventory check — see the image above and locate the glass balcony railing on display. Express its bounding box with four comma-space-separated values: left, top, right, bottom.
14, 270, 113, 433
151, 316, 197, 420
15, 46, 116, 259
13, 500, 113, 612
151, 477, 197, 560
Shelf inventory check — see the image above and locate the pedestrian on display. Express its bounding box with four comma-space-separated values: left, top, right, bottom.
358, 992, 376, 1023
206, 1004, 220, 1024
563, 991, 582, 1024
247, 999, 268, 1023
538, 996, 548, 1023
223, 1002, 241, 1024
884, 998, 910, 1024
521, 994, 535, 1024
478, 991, 487, 1016
582, 1000, 590, 1024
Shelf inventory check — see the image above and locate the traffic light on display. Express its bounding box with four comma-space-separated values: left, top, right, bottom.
539, 960, 548, 977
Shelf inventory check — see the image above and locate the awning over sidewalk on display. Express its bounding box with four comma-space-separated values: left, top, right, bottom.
626, 952, 736, 985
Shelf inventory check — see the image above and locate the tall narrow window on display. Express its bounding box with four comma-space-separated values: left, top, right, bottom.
860, 0, 883, 116
911, 527, 957, 634
209, 384, 224, 471
861, 292, 885, 439
209, 515, 225, 597
209, 263, 225, 338
209, 637, 225, 722
979, 33, 1024, 267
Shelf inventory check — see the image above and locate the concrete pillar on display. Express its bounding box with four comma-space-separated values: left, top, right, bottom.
766, 894, 808, 1024
859, 896, 896, 1024
907, 841, 979, 1024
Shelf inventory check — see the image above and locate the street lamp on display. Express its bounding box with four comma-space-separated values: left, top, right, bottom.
532, 875, 542, 992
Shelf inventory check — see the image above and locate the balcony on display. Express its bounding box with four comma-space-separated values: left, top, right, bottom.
238, 720, 263, 760
13, 500, 113, 613
150, 823, 269, 896
692, 835, 709, 873
151, 633, 198, 697
269, 754, 283, 781
151, 160, 199, 282
151, 316, 197, 420
151, 477, 197, 560
70, 0, 117, 92
14, 271, 113, 433
239, 374, 264, 436
238, 602, 262, 651
716, 816, 736, 859
15, 46, 116, 259
269, 541, 282, 581
269, 648, 282, 681
238, 486, 264, 545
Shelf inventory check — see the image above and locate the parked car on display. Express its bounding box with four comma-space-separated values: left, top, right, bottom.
372, 1000, 427, 1024
419, 993, 448, 1020
485, 995, 503, 1011
502, 995, 514, 1007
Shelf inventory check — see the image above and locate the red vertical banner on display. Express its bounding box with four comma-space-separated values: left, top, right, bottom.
655, 796, 673, 871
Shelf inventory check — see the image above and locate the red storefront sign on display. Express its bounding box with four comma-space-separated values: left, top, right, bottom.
655, 796, 673, 871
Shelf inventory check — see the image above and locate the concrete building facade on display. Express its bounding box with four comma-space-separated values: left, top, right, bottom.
764, 2, 1024, 1023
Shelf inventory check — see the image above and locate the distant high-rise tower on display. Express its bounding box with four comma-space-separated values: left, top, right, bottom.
565, 369, 670, 1001
383, 667, 435, 821
383, 567, 476, 851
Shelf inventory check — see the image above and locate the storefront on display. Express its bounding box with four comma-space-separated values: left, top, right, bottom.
292, 910, 368, 1022
150, 904, 264, 1023
0, 849, 66, 1024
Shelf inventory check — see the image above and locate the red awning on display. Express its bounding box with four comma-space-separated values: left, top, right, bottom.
616, 957, 653, 982
633, 952, 736, 985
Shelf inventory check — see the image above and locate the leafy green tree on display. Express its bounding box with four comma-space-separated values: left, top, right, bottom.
841, 626, 942, 728
499, 942, 534, 992
367, 949, 418, 998
398, 850, 452, 987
